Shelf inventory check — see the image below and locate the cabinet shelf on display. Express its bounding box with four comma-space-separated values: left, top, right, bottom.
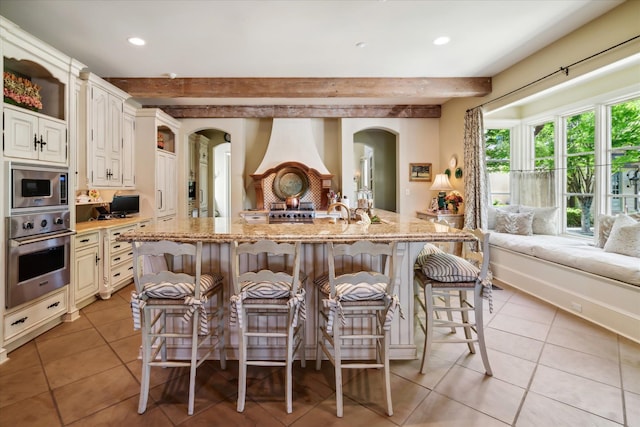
4, 57, 65, 120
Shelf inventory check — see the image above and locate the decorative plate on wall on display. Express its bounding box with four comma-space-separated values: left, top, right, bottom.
444, 168, 451, 177
455, 167, 463, 178
273, 167, 310, 200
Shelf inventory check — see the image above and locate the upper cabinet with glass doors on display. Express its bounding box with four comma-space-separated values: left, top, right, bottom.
1, 17, 75, 165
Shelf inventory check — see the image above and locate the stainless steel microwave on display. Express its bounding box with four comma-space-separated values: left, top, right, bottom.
9, 162, 69, 213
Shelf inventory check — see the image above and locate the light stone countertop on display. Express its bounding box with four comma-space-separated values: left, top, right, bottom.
76, 216, 151, 233
116, 210, 474, 244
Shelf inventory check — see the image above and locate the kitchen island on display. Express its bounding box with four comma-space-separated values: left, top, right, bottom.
118, 210, 475, 361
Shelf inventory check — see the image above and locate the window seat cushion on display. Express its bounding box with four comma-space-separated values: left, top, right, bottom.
489, 232, 640, 286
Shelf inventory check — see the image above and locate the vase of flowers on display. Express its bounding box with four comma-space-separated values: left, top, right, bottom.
3, 71, 43, 111
445, 191, 463, 214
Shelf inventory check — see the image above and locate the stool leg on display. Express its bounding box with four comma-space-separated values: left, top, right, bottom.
421, 284, 435, 374
237, 308, 247, 412
333, 318, 344, 418
138, 307, 151, 414
475, 285, 493, 376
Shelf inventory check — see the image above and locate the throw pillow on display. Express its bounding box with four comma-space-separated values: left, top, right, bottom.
603, 214, 640, 258
520, 206, 559, 235
494, 210, 534, 236
142, 273, 217, 299
488, 205, 520, 230
596, 214, 616, 248
421, 252, 480, 282
415, 243, 445, 268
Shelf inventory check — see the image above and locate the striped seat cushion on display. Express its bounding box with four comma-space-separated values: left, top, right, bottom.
240, 280, 292, 299
315, 274, 388, 301
414, 243, 445, 268
142, 273, 221, 299
421, 253, 479, 282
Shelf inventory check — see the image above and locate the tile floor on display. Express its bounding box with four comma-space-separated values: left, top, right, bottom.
1, 281, 638, 426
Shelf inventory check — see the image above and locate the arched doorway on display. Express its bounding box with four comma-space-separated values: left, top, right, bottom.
354, 129, 397, 212
187, 129, 231, 218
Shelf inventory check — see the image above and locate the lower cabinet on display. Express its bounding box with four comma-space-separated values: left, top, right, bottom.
4, 287, 68, 346
72, 219, 151, 301
73, 230, 101, 307
101, 223, 138, 298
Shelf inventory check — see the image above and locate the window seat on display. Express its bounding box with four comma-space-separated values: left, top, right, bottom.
488, 232, 640, 343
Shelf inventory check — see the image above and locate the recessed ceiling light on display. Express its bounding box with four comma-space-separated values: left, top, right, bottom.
433, 36, 450, 46
356, 41, 367, 48
127, 37, 146, 46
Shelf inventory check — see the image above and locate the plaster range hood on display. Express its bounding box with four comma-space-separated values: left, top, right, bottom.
253, 118, 330, 175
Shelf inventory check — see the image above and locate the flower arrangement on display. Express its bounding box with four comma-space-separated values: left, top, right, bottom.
445, 190, 463, 213
3, 71, 43, 111
88, 189, 100, 201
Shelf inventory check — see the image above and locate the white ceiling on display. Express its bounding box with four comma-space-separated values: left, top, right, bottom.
0, 0, 625, 106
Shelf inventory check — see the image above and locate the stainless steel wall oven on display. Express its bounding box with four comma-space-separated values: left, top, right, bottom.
5, 162, 74, 309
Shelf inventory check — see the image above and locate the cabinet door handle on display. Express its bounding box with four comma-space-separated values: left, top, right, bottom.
80, 238, 90, 243
96, 254, 100, 265
34, 134, 39, 150
114, 257, 121, 262
47, 301, 60, 310
39, 135, 46, 151
113, 244, 121, 249
114, 272, 121, 278
11, 316, 28, 326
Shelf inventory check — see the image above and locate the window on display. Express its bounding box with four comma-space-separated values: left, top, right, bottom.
609, 98, 640, 215
534, 121, 554, 170
563, 110, 596, 236
485, 128, 511, 206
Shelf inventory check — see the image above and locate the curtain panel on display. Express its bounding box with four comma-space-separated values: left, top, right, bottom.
511, 170, 556, 207
463, 107, 487, 230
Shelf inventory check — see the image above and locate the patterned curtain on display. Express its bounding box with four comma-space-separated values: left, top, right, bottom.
463, 107, 487, 230
511, 170, 556, 207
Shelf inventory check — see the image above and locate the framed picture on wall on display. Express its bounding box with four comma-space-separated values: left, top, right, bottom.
409, 163, 432, 182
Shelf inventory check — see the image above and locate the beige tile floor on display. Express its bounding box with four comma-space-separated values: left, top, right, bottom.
1, 281, 638, 426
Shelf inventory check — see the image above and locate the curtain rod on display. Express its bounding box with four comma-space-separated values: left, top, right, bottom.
468, 34, 640, 112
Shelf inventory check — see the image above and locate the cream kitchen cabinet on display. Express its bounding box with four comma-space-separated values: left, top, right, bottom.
81, 72, 132, 188
135, 108, 180, 223
157, 150, 177, 218
3, 104, 67, 164
3, 287, 68, 347
101, 223, 137, 298
121, 104, 136, 188
73, 230, 101, 307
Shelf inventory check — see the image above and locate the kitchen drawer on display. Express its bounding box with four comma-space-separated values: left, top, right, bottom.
138, 220, 152, 229
108, 224, 138, 241
110, 239, 131, 255
75, 231, 100, 249
110, 261, 134, 284
4, 288, 68, 342
110, 247, 133, 267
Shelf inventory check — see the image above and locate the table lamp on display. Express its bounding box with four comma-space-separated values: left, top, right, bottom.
430, 173, 453, 210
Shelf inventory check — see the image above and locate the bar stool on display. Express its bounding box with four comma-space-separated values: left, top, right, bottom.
230, 240, 306, 414
130, 240, 226, 415
413, 229, 493, 375
315, 240, 401, 417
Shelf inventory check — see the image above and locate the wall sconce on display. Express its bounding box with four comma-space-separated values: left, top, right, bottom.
430, 174, 453, 210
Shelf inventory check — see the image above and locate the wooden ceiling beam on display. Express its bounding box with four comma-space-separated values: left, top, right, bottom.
151, 104, 442, 118
104, 77, 491, 99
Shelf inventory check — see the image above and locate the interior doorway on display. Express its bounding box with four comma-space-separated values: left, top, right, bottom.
187, 129, 231, 218
354, 129, 397, 212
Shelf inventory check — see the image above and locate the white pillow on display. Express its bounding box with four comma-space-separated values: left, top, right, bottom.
596, 214, 616, 248
495, 210, 534, 236
488, 205, 520, 230
603, 214, 640, 258
520, 206, 559, 235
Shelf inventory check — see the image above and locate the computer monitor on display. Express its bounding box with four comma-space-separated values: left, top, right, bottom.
110, 195, 139, 217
